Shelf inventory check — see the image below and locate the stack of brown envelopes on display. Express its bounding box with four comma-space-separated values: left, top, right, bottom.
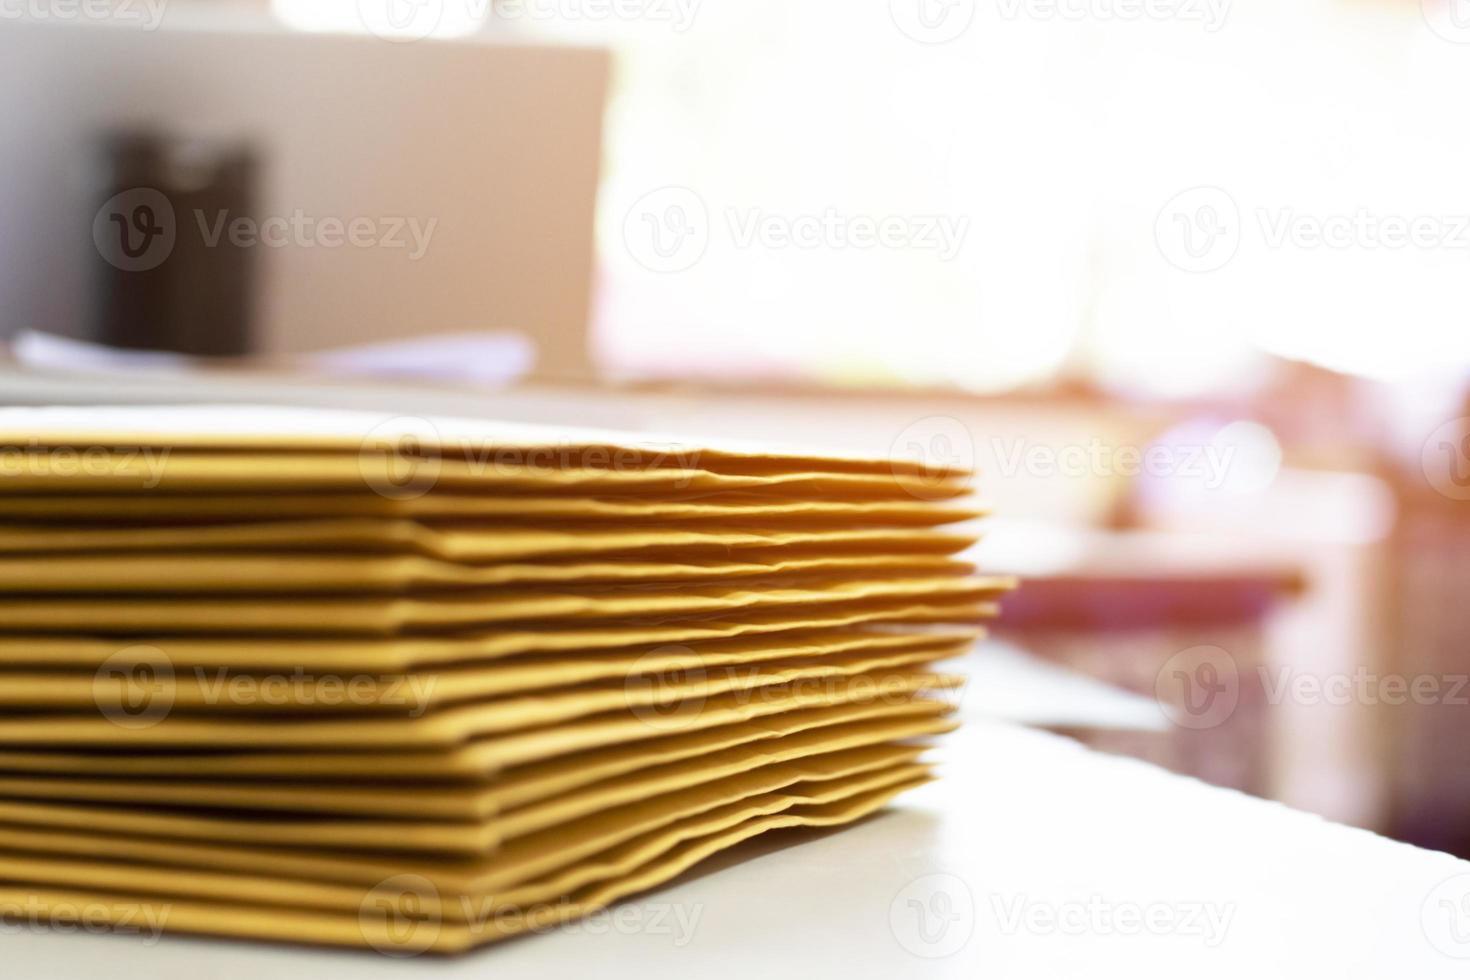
0, 405, 1011, 954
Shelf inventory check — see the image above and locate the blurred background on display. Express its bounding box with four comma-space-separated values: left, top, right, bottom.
2, 0, 1470, 856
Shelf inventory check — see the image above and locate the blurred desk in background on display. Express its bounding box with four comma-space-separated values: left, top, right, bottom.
980, 523, 1304, 799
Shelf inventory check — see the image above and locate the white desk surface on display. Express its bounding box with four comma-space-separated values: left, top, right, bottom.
10, 703, 1468, 980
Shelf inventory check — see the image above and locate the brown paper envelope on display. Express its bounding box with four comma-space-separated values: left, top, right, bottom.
0, 775, 924, 953
0, 743, 924, 868
471, 696, 949, 809
0, 631, 975, 712
0, 602, 997, 672
435, 775, 929, 952
0, 693, 952, 782
0, 575, 1009, 634
0, 755, 927, 914
0, 451, 967, 499
0, 518, 972, 561
0, 551, 971, 593
0, 710, 953, 820
0, 492, 983, 526
445, 762, 932, 915
0, 668, 963, 750
0, 405, 965, 481
74, 645, 959, 738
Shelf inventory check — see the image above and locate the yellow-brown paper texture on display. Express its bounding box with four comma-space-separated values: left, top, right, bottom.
0, 403, 968, 481
0, 575, 1009, 634
0, 603, 997, 672
0, 669, 962, 750
0, 405, 1004, 954
0, 755, 928, 907
0, 552, 971, 593
0, 776, 924, 953
0, 711, 953, 820
0, 630, 976, 711
0, 491, 982, 526
0, 518, 972, 560
0, 452, 968, 499
0, 694, 954, 781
